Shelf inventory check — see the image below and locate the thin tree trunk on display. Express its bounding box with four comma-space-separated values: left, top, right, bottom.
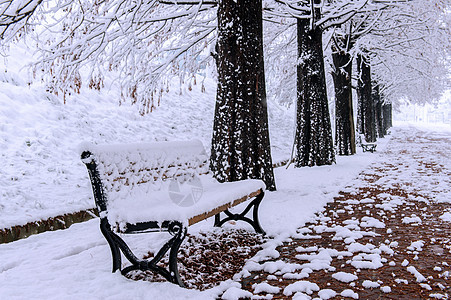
388, 103, 393, 128
210, 0, 276, 190
372, 84, 384, 138
381, 98, 388, 136
295, 7, 335, 167
356, 54, 376, 143
383, 102, 393, 132
332, 50, 355, 155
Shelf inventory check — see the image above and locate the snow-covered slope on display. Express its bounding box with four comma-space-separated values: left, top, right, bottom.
0, 45, 294, 229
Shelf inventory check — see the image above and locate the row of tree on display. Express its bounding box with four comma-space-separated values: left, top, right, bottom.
1, 0, 449, 191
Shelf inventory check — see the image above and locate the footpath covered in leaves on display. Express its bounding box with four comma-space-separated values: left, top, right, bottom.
230, 128, 451, 299
146, 127, 451, 299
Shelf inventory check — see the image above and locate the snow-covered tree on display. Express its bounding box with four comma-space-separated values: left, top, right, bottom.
364, 0, 450, 106
331, 22, 355, 155
210, 0, 275, 190
1, 0, 448, 186
0, 0, 42, 42
1, 0, 278, 190
293, 1, 335, 167
265, 0, 392, 163
26, 1, 217, 111
353, 0, 449, 141
356, 53, 376, 142
265, 0, 449, 153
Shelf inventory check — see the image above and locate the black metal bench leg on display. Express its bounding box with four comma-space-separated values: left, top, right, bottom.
99, 219, 188, 287
214, 191, 266, 235
168, 223, 187, 287
252, 192, 265, 234
100, 218, 122, 272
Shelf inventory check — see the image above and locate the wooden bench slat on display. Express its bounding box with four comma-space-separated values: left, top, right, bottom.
188, 189, 262, 226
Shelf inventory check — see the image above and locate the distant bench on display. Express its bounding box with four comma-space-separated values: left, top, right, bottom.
80, 140, 265, 287
357, 135, 377, 153
361, 143, 377, 153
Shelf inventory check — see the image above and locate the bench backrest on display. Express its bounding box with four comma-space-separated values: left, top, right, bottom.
80, 140, 209, 214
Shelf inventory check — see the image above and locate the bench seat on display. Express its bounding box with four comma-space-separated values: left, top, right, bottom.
107, 176, 265, 231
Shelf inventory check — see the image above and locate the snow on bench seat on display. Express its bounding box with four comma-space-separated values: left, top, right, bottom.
107, 176, 265, 230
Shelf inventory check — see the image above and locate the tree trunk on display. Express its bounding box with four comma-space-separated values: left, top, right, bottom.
210, 0, 276, 190
295, 8, 335, 167
356, 54, 376, 143
372, 84, 384, 138
382, 102, 393, 132
388, 103, 393, 128
332, 50, 355, 155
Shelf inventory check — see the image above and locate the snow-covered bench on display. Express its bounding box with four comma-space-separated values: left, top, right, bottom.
361, 143, 377, 153
357, 135, 377, 153
80, 140, 265, 287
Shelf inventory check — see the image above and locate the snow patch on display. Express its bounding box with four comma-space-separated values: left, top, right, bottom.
439, 212, 451, 222
331, 272, 358, 283
283, 281, 320, 296
362, 280, 380, 288
340, 289, 359, 299
222, 286, 253, 300
252, 282, 280, 294
318, 289, 337, 299
407, 266, 426, 282
402, 215, 422, 224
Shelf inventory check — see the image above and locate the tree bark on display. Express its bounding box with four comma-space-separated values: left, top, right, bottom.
382, 102, 393, 132
389, 103, 393, 128
295, 7, 335, 167
210, 0, 276, 190
372, 83, 385, 138
356, 54, 376, 143
332, 50, 355, 155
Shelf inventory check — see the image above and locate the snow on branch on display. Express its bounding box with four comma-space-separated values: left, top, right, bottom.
360, 0, 450, 104
22, 0, 217, 112
263, 0, 449, 107
268, 0, 396, 30
0, 0, 42, 41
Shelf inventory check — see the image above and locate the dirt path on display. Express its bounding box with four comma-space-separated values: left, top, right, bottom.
236, 128, 451, 299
